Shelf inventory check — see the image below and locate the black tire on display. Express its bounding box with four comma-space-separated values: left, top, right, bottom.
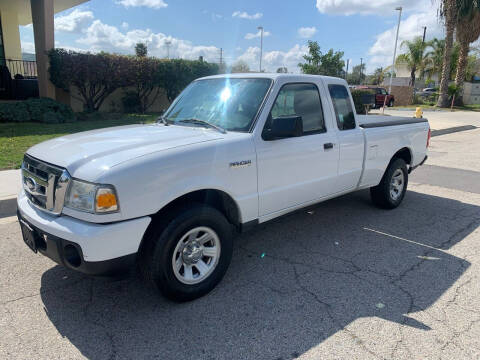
370, 158, 408, 209
139, 204, 233, 302
388, 99, 394, 107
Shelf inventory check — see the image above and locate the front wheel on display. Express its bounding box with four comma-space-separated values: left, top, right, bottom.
140, 204, 233, 302
388, 99, 394, 107
370, 158, 408, 209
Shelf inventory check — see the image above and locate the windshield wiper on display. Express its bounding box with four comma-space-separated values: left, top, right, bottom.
178, 118, 227, 134
157, 115, 169, 126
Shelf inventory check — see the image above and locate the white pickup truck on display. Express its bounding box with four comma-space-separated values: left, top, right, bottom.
17, 74, 429, 301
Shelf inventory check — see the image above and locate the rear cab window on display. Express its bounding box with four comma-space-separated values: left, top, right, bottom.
328, 84, 356, 131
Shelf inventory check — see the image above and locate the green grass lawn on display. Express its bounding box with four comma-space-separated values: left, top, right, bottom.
0, 113, 158, 170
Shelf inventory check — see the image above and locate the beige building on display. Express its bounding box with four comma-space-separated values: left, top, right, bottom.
0, 0, 88, 99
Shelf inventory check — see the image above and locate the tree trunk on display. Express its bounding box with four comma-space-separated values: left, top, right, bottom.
454, 41, 469, 105
437, 0, 456, 108
410, 65, 416, 87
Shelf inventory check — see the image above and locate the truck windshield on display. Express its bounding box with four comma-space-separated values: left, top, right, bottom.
163, 78, 272, 132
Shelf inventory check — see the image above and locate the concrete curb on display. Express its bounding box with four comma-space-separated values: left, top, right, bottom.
0, 197, 17, 219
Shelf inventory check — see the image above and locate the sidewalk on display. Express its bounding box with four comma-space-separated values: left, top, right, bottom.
0, 169, 21, 218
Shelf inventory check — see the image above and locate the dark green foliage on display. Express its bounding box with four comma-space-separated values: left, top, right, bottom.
49, 49, 220, 112
0, 102, 30, 123
299, 41, 345, 77
0, 98, 75, 123
351, 89, 375, 115
121, 90, 142, 113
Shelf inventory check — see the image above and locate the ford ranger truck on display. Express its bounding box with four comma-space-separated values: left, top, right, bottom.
17, 74, 429, 301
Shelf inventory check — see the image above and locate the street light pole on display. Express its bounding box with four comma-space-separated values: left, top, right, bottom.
257, 26, 263, 72
165, 40, 172, 59
384, 6, 402, 112
422, 26, 427, 44
360, 57, 363, 84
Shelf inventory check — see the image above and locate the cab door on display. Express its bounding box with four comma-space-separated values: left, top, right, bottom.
254, 81, 339, 217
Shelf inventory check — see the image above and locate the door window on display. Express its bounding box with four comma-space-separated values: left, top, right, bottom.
268, 83, 325, 135
328, 84, 356, 130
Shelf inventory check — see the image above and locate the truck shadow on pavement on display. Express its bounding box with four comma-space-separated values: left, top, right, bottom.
39, 189, 478, 360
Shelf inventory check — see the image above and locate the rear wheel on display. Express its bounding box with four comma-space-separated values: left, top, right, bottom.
140, 204, 233, 302
370, 158, 408, 209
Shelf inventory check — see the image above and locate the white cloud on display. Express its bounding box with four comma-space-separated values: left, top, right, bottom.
232, 11, 263, 20
121, 22, 129, 29
315, 0, 421, 15
116, 0, 167, 9
21, 41, 36, 53
297, 27, 317, 39
367, 8, 443, 71
55, 9, 94, 33
76, 20, 220, 61
237, 44, 307, 73
245, 30, 271, 40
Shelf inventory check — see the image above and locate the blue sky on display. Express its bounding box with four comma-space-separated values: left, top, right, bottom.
20, 0, 445, 73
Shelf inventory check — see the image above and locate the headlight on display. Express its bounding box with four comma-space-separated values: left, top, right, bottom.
65, 179, 119, 214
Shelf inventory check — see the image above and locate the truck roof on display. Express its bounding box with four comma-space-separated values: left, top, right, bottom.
198, 73, 347, 84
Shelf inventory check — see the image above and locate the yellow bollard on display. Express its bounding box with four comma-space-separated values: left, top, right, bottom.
415, 107, 423, 118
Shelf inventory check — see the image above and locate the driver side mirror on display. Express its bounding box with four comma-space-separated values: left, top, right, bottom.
263, 115, 303, 140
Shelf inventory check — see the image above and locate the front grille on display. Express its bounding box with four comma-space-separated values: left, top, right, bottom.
22, 154, 71, 215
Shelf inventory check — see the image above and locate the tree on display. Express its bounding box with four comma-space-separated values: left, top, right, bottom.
124, 57, 163, 113
366, 67, 387, 85
48, 49, 131, 112
276, 67, 288, 73
455, 4, 480, 103
231, 60, 250, 73
424, 38, 445, 82
135, 42, 148, 57
346, 63, 366, 85
396, 37, 429, 87
437, 0, 459, 107
298, 41, 345, 77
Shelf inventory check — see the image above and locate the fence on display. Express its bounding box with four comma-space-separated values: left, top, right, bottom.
0, 58, 38, 78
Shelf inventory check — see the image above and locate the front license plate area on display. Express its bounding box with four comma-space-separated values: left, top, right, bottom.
20, 219, 38, 253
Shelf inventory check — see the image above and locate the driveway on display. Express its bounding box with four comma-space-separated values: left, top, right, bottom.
1, 112, 480, 359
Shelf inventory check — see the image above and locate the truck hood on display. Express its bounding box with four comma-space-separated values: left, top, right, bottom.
27, 123, 224, 179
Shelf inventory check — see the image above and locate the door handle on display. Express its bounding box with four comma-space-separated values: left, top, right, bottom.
324, 143, 334, 150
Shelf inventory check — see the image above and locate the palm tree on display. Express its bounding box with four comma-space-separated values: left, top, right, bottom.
436, 0, 458, 107
396, 37, 429, 87
455, 3, 480, 102
424, 38, 445, 82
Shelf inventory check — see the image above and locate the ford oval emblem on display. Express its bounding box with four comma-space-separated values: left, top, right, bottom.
25, 177, 36, 192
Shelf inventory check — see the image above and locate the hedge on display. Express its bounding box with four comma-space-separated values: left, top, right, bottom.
0, 98, 75, 123
351, 89, 376, 115
48, 49, 220, 113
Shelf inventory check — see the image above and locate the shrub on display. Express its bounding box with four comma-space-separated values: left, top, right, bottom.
0, 98, 75, 123
121, 90, 141, 113
49, 49, 220, 113
49, 49, 131, 112
0, 102, 30, 122
351, 89, 375, 115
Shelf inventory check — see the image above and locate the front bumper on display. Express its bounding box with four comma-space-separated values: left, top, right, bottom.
17, 191, 151, 276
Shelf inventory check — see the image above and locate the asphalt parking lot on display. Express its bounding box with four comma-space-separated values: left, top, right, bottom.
1, 110, 480, 359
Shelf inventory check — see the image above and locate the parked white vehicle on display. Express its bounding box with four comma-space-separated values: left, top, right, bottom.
17, 74, 429, 301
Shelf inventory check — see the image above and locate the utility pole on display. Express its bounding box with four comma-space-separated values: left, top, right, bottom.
220, 48, 223, 66
360, 58, 363, 84
257, 26, 264, 72
345, 59, 349, 80
384, 6, 402, 112
422, 26, 427, 44
165, 40, 172, 59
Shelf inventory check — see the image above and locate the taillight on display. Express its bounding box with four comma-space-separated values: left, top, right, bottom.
427, 127, 431, 148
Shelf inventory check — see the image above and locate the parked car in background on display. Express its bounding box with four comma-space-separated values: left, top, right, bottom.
356, 86, 394, 108
417, 87, 438, 97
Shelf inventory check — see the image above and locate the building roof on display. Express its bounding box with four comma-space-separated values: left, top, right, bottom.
0, 0, 88, 25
